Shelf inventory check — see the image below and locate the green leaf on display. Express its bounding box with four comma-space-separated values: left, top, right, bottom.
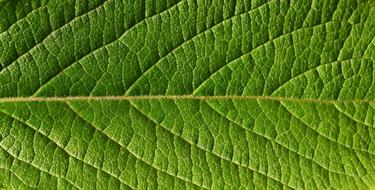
0, 0, 375, 189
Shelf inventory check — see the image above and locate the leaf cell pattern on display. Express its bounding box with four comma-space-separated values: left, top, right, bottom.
1, 0, 375, 189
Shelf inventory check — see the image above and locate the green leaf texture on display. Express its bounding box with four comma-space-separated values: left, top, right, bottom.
0, 0, 375, 189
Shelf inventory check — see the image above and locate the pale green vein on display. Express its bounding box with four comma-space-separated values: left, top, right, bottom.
270, 57, 372, 96
0, 110, 131, 189
192, 20, 337, 95
332, 104, 374, 130
65, 102, 207, 190
128, 101, 295, 189
205, 101, 361, 180
0, 3, 46, 37
31, 0, 184, 96
0, 0, 109, 70
273, 101, 370, 180
279, 101, 375, 157
0, 166, 39, 190
124, 0, 275, 95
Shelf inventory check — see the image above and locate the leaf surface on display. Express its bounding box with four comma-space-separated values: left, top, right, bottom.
0, 0, 375, 189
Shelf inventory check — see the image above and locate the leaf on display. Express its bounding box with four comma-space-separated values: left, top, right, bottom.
0, 0, 375, 189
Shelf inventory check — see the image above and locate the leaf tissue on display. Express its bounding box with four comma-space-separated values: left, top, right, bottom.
0, 0, 375, 189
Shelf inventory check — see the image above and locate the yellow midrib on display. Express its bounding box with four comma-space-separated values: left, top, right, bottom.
0, 95, 373, 104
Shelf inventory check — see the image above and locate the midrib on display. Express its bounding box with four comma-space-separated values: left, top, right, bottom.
0, 95, 373, 104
